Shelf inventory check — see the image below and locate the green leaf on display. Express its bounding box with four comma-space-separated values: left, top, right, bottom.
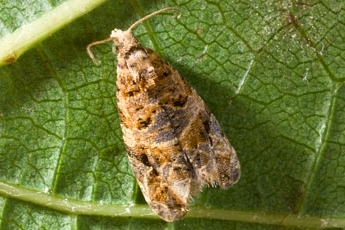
1, 0, 345, 229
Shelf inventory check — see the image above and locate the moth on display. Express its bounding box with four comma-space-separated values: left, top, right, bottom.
87, 7, 240, 222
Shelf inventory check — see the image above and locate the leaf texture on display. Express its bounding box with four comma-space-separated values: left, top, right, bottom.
0, 0, 345, 229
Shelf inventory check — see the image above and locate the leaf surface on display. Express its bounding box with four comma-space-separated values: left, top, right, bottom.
0, 0, 345, 229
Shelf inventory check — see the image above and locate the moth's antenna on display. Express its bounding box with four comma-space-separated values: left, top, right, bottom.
87, 7, 181, 65
127, 7, 181, 32
87, 37, 113, 65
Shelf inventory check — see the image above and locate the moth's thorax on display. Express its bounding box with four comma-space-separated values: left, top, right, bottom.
110, 29, 138, 52
116, 43, 170, 94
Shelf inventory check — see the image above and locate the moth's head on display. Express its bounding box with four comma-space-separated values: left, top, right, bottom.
110, 29, 137, 50
86, 8, 180, 65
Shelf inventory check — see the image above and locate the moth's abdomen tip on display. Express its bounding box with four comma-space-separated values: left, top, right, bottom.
232, 158, 241, 183
219, 163, 241, 189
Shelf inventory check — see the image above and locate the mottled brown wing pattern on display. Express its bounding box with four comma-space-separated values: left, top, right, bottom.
115, 38, 240, 221
86, 7, 240, 222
